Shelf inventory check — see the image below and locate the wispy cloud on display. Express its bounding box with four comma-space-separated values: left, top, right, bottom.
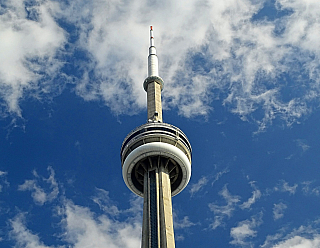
18, 166, 59, 205
189, 168, 229, 197
174, 216, 196, 230
240, 182, 261, 209
189, 176, 208, 196
209, 185, 240, 229
0, 171, 9, 192
92, 187, 121, 216
274, 180, 298, 195
273, 202, 287, 221
212, 168, 230, 185
172, 212, 197, 241
302, 181, 320, 196
0, 171, 7, 177
230, 213, 263, 247
295, 139, 311, 152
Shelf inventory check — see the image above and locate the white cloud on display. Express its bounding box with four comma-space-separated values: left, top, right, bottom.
230, 213, 263, 246
92, 188, 120, 216
295, 139, 311, 152
18, 166, 59, 205
174, 216, 196, 230
175, 234, 185, 241
0, 0, 66, 116
60, 200, 141, 248
9, 198, 142, 248
262, 224, 320, 248
189, 176, 208, 196
302, 181, 320, 196
231, 223, 256, 245
11, 168, 142, 248
262, 232, 285, 248
272, 235, 320, 248
273, 202, 287, 220
0, 171, 9, 192
274, 180, 298, 195
67, 0, 320, 127
189, 168, 229, 196
10, 213, 54, 248
172, 213, 197, 242
1, 0, 320, 128
11, 165, 143, 247
209, 185, 240, 229
212, 167, 230, 185
0, 171, 7, 176
240, 182, 261, 209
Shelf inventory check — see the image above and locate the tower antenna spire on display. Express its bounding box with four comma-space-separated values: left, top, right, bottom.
150, 26, 154, 46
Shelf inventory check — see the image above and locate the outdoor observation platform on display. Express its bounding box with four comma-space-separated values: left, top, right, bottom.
121, 122, 192, 197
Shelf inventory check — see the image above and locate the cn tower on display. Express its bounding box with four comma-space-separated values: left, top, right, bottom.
121, 26, 192, 248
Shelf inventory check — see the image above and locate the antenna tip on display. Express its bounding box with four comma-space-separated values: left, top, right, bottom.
150, 26, 153, 30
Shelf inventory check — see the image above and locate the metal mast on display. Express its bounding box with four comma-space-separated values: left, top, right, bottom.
121, 26, 192, 248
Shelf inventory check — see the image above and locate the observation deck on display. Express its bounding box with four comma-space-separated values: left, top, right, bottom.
121, 122, 192, 197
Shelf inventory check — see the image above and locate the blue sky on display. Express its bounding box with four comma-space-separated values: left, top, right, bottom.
1, 0, 320, 247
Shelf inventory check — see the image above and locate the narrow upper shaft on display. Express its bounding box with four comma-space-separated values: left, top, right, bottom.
144, 26, 164, 122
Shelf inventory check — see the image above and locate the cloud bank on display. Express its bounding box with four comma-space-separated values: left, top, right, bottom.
6, 165, 320, 248
0, 0, 319, 128
0, 0, 66, 116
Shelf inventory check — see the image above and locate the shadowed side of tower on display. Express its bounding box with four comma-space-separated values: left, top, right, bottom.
121, 27, 192, 248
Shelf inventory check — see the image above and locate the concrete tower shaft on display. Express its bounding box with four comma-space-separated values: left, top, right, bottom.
142, 166, 175, 248
121, 27, 192, 248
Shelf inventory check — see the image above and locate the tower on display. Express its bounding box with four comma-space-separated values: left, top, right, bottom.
121, 27, 192, 248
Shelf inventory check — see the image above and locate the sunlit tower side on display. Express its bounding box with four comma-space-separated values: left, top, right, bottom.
121, 26, 192, 248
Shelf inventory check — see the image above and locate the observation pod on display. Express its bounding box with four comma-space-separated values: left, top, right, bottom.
121, 122, 192, 197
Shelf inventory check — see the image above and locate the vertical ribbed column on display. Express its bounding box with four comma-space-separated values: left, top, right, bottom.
141, 165, 175, 248
159, 166, 175, 248
142, 172, 149, 248
147, 82, 163, 122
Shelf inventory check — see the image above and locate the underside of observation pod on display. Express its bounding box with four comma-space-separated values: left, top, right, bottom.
121, 122, 192, 197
